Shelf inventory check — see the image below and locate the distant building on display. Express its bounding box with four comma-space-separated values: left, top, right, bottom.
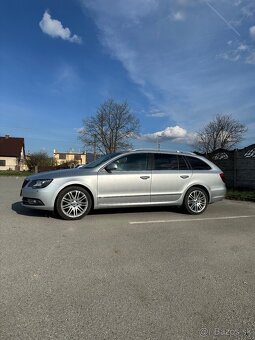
53, 149, 93, 166
0, 135, 27, 171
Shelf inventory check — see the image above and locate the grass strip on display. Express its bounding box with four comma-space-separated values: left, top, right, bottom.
226, 190, 255, 202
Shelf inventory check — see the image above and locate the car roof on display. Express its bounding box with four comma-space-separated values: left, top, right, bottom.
124, 149, 196, 156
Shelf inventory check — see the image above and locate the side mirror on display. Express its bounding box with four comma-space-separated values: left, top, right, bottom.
105, 162, 118, 172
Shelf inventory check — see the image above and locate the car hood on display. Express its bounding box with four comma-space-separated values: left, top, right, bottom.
26, 168, 93, 180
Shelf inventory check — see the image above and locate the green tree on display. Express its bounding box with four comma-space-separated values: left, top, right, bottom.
79, 98, 140, 154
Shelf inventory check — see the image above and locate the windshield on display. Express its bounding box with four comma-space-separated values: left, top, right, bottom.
81, 152, 122, 169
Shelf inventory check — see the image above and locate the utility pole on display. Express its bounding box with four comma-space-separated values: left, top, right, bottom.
157, 135, 160, 150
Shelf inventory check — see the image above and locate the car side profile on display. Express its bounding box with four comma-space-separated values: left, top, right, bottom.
21, 150, 226, 220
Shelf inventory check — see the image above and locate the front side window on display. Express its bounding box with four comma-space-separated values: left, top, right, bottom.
110, 153, 148, 171
82, 153, 122, 169
153, 153, 178, 170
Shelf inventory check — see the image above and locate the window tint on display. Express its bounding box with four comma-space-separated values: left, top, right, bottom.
185, 156, 211, 170
111, 153, 148, 171
153, 154, 178, 170
84, 153, 122, 168
178, 156, 189, 170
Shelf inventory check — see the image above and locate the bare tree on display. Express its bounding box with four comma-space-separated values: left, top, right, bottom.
194, 114, 247, 154
79, 98, 140, 154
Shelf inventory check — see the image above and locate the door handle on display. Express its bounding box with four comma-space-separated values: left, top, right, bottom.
140, 176, 150, 180
180, 175, 189, 179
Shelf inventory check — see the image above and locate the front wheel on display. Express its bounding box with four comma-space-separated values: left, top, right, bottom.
184, 187, 208, 215
56, 186, 92, 220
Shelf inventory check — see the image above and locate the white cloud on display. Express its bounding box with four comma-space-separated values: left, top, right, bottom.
218, 41, 252, 63
147, 109, 169, 118
250, 26, 255, 40
241, 4, 255, 18
81, 0, 158, 23
246, 52, 255, 64
238, 43, 249, 51
172, 11, 186, 21
223, 46, 255, 65
149, 112, 167, 118
177, 0, 198, 5
234, 0, 243, 5
39, 11, 82, 44
218, 51, 240, 62
79, 0, 158, 86
139, 126, 196, 144
79, 0, 255, 141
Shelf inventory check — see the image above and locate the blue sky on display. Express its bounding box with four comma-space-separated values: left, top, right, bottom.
0, 0, 254, 154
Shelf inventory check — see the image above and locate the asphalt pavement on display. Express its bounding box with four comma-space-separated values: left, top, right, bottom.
0, 177, 255, 340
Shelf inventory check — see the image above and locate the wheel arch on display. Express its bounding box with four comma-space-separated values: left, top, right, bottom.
183, 184, 210, 215
184, 184, 211, 203
54, 184, 94, 211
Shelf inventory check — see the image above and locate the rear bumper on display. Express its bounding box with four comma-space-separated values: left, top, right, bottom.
210, 187, 226, 203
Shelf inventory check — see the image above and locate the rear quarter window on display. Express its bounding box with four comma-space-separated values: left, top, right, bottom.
185, 156, 211, 170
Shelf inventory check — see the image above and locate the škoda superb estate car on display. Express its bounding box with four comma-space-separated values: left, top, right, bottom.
21, 150, 226, 220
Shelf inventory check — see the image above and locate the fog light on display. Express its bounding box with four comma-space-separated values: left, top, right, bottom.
23, 197, 44, 206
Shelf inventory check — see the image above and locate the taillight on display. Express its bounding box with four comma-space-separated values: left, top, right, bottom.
220, 172, 226, 183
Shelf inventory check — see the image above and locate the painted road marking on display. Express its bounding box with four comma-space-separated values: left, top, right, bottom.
129, 215, 255, 225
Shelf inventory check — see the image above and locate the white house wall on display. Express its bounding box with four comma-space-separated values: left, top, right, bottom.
0, 157, 18, 170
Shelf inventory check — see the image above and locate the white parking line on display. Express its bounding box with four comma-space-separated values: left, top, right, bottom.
129, 215, 255, 225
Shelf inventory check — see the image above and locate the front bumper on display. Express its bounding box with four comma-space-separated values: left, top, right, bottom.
20, 183, 57, 211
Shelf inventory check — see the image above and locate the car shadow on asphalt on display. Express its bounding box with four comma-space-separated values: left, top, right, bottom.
11, 201, 55, 218
90, 205, 185, 216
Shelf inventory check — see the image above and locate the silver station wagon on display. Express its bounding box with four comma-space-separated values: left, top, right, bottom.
21, 150, 226, 220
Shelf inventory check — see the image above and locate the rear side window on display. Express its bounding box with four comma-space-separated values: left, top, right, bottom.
153, 154, 178, 170
178, 156, 189, 170
185, 156, 211, 170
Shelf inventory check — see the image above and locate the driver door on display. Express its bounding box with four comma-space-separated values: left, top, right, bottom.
97, 153, 151, 206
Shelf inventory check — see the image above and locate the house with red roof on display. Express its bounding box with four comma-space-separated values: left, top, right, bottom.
0, 135, 27, 171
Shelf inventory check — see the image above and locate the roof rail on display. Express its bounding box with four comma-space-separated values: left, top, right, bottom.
129, 148, 196, 154
176, 150, 195, 155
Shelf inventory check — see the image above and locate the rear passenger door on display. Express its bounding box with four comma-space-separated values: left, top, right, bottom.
150, 153, 192, 203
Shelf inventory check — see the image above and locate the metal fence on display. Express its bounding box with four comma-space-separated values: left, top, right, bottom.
205, 144, 255, 189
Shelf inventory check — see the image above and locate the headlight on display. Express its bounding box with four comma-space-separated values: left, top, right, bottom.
28, 179, 53, 189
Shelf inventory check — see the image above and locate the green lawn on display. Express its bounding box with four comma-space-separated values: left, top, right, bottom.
0, 171, 32, 176
226, 190, 255, 202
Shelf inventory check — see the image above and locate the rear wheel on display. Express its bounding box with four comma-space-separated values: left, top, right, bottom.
56, 186, 92, 220
184, 187, 208, 215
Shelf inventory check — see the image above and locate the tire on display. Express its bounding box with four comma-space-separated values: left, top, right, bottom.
56, 186, 92, 220
184, 187, 208, 215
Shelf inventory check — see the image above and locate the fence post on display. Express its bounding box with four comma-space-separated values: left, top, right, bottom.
233, 149, 237, 189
